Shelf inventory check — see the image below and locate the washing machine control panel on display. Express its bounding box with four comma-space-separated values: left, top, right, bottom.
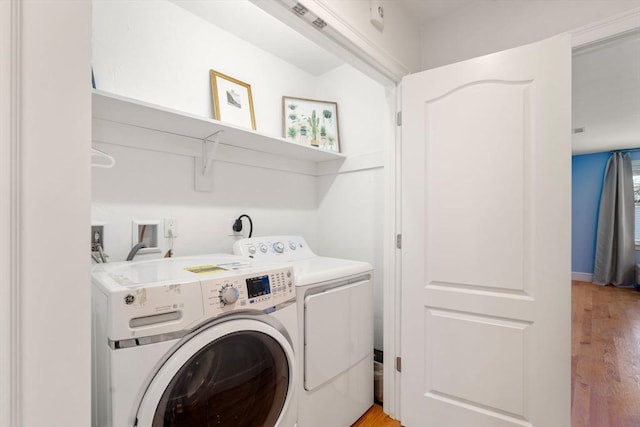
201, 266, 295, 317
233, 235, 315, 261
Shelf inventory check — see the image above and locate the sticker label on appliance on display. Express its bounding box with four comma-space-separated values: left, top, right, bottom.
184, 265, 228, 275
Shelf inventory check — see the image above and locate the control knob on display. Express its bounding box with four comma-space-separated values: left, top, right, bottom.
220, 286, 239, 305
273, 242, 284, 253
259, 244, 268, 253
248, 245, 256, 255
288, 241, 296, 250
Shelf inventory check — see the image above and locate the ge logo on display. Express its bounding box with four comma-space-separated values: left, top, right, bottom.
124, 294, 135, 305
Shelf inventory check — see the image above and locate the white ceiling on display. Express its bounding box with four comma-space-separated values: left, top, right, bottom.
572, 30, 640, 154
170, 0, 640, 155
393, 0, 477, 24
169, 0, 342, 76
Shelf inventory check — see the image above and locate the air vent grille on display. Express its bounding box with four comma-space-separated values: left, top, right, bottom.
572, 127, 586, 134
312, 18, 327, 29
292, 3, 308, 16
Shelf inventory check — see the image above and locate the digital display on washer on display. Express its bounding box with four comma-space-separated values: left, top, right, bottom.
246, 275, 271, 299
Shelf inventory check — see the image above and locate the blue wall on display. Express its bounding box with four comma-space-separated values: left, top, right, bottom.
572, 151, 640, 274
572, 152, 609, 274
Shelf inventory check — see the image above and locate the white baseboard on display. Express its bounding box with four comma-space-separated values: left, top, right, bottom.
572, 272, 593, 282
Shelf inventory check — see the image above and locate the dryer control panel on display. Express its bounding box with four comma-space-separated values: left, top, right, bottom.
233, 235, 315, 261
201, 266, 295, 317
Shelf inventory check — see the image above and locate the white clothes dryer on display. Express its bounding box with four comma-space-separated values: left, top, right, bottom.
91, 254, 298, 427
233, 236, 374, 427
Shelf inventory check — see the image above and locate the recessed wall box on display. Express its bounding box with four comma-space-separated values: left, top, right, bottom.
131, 220, 161, 254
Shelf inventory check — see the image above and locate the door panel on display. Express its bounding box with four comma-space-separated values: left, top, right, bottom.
427, 82, 529, 291
401, 35, 571, 427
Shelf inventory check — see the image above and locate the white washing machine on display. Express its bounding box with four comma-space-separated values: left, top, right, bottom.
233, 236, 374, 427
91, 254, 298, 427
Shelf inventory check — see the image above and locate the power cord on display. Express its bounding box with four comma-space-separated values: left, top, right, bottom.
233, 214, 253, 238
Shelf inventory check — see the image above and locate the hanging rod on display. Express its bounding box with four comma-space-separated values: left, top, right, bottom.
610, 147, 640, 154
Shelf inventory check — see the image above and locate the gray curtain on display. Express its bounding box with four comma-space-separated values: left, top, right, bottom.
593, 152, 635, 286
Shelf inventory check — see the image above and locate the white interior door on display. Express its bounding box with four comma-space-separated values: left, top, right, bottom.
400, 35, 571, 427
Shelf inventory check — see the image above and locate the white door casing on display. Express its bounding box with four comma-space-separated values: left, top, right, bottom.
1, 0, 13, 425
400, 35, 571, 426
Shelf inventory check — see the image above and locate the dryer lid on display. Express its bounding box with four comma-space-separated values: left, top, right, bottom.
291, 256, 372, 286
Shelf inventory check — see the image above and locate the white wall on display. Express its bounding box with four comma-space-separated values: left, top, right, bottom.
19, 1, 92, 426
420, 0, 640, 70
92, 142, 319, 260
315, 64, 389, 156
314, 0, 422, 74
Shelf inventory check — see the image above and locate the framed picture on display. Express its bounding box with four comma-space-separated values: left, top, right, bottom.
210, 70, 256, 130
282, 96, 340, 153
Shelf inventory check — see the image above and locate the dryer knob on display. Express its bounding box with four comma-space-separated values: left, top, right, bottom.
220, 286, 239, 305
289, 242, 296, 250
273, 242, 284, 253
259, 244, 268, 253
248, 245, 256, 255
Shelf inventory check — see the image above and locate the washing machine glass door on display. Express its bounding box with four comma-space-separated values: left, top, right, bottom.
135, 319, 295, 427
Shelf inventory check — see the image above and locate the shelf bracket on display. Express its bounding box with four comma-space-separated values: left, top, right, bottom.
202, 130, 223, 175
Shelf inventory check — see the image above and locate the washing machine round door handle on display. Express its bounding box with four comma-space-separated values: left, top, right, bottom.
220, 286, 239, 305
273, 242, 284, 253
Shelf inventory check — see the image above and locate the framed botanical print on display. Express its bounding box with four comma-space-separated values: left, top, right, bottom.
282, 96, 340, 153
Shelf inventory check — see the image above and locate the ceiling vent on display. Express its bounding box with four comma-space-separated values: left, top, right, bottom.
292, 3, 308, 16
312, 18, 327, 30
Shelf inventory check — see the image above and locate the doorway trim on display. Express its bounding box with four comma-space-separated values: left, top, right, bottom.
1, 0, 20, 425
571, 7, 640, 48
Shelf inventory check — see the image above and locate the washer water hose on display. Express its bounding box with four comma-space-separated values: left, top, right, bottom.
126, 242, 148, 261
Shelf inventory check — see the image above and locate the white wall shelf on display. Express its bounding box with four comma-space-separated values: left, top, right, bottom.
92, 89, 346, 164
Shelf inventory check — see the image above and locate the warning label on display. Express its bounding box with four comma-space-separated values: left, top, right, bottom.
184, 265, 228, 275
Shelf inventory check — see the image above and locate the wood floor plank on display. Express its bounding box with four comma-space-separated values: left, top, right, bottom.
572, 281, 640, 427
351, 404, 400, 427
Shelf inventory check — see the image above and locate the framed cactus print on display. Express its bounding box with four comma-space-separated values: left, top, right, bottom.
282, 96, 340, 153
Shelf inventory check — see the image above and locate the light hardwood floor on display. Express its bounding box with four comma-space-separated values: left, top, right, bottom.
353, 281, 640, 427
352, 404, 400, 427
572, 280, 640, 427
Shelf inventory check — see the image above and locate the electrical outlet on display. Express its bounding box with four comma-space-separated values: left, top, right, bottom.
164, 217, 178, 238
91, 225, 105, 251
229, 217, 242, 236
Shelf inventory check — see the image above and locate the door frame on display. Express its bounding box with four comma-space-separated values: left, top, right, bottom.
3, 2, 92, 426
1, 1, 17, 425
